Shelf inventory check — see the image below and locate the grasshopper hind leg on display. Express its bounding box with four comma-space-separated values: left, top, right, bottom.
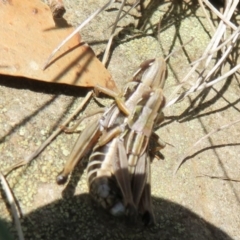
56, 120, 101, 185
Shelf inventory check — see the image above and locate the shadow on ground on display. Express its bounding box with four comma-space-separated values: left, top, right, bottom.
2, 193, 232, 240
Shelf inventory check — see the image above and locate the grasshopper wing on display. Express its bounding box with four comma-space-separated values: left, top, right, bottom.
139, 154, 155, 226
131, 151, 147, 207
112, 138, 137, 220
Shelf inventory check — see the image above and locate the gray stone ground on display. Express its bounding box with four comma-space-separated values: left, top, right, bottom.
0, 1, 240, 239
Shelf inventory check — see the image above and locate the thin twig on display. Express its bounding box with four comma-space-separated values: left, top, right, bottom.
196, 174, 240, 182
0, 172, 25, 240
107, 0, 140, 29
164, 37, 194, 61
102, 0, 126, 66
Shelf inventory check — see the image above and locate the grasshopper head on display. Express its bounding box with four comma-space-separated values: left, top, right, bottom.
133, 58, 167, 89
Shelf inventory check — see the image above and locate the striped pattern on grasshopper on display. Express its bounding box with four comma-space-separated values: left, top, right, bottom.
57, 58, 167, 225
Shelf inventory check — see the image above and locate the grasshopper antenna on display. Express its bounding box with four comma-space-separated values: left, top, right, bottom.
164, 37, 194, 61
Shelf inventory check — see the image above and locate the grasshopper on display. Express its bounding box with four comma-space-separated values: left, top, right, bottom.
57, 58, 167, 225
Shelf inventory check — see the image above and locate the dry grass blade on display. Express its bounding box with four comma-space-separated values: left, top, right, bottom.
198, 0, 216, 32
166, 61, 240, 108
196, 174, 240, 182
174, 118, 240, 174
0, 172, 25, 240
203, 0, 238, 66
166, 0, 239, 108
190, 27, 240, 65
43, 0, 115, 69
197, 63, 240, 90
5, 91, 93, 175
201, 0, 237, 30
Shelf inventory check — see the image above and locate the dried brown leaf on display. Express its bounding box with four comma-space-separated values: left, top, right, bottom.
0, 0, 117, 90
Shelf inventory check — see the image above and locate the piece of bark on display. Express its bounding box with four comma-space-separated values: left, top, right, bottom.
49, 0, 66, 18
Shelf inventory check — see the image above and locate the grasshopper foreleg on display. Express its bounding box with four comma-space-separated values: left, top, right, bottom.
95, 84, 130, 116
